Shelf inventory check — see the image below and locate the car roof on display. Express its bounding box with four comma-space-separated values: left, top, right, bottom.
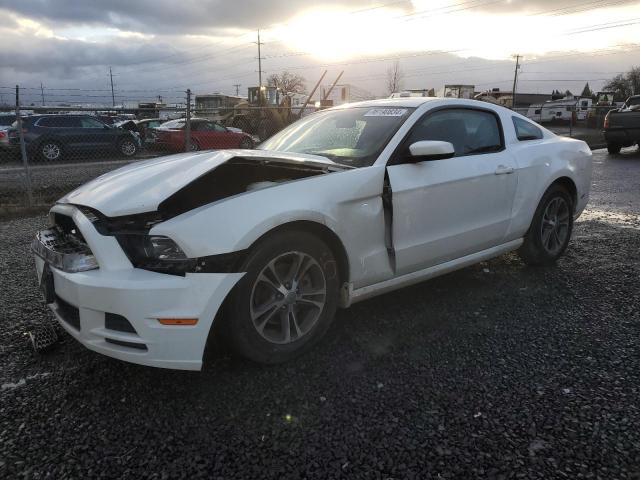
333, 97, 507, 110
333, 97, 517, 115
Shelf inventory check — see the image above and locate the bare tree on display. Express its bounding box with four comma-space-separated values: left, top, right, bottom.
267, 71, 306, 96
386, 60, 404, 95
628, 66, 640, 96
603, 66, 640, 101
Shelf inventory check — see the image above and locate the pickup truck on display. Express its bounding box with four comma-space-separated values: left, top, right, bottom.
604, 95, 640, 154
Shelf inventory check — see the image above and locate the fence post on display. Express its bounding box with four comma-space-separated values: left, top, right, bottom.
15, 85, 34, 207
185, 89, 191, 153
569, 107, 573, 137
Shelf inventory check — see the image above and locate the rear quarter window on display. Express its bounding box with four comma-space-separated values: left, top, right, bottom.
513, 117, 543, 141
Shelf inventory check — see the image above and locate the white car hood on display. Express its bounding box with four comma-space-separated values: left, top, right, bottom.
59, 149, 340, 217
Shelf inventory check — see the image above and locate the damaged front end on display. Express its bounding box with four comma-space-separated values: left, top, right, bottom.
65, 154, 346, 276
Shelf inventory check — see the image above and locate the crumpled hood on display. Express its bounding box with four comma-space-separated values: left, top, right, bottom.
59, 149, 339, 217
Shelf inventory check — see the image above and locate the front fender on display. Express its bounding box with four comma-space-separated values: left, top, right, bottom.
151, 165, 392, 288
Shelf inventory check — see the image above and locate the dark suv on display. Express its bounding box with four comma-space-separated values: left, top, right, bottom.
9, 114, 141, 161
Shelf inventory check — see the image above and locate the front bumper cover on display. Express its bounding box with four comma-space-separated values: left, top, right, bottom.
34, 204, 244, 370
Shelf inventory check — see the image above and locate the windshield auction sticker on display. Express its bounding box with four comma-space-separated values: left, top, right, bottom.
364, 108, 408, 117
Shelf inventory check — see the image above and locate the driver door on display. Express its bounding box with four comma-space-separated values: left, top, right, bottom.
386, 107, 517, 275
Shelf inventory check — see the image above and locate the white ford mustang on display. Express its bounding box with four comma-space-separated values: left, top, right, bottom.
33, 98, 592, 370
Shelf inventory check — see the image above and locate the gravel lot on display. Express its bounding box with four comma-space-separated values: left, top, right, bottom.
1, 148, 639, 479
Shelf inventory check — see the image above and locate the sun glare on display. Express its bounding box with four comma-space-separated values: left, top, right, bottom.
271, 2, 640, 62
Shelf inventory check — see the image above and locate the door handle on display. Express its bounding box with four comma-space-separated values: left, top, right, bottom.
495, 165, 514, 175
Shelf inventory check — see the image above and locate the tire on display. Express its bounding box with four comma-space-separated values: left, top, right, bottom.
39, 140, 63, 161
518, 184, 574, 266
607, 143, 621, 154
257, 121, 271, 142
119, 138, 138, 157
224, 230, 340, 364
189, 140, 200, 151
239, 137, 254, 149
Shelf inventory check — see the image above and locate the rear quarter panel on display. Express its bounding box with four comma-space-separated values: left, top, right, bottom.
506, 135, 592, 240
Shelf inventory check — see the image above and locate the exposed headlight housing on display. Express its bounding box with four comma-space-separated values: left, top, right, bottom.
144, 236, 188, 260
116, 234, 196, 275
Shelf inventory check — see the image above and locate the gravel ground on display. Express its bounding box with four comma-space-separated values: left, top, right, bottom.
1, 148, 639, 479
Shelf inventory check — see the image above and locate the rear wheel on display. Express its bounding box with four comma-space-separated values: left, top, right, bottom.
189, 140, 200, 151
518, 184, 574, 266
40, 141, 63, 161
224, 231, 339, 364
607, 143, 621, 154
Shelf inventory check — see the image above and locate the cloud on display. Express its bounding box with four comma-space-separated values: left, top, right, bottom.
0, 0, 638, 102
0, 0, 378, 34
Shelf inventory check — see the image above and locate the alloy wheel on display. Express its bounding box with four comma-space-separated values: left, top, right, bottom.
249, 251, 326, 345
42, 143, 61, 160
540, 196, 570, 255
120, 140, 136, 156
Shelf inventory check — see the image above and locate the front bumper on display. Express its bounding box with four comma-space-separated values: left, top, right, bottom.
34, 204, 244, 370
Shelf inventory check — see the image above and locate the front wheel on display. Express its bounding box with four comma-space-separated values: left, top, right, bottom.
518, 185, 574, 266
224, 231, 340, 364
239, 137, 254, 149
607, 143, 621, 154
119, 138, 138, 157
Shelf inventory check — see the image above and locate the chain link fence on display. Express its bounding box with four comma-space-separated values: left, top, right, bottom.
0, 86, 612, 211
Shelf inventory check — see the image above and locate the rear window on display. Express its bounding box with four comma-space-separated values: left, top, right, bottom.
160, 119, 185, 129
627, 97, 640, 107
513, 117, 543, 141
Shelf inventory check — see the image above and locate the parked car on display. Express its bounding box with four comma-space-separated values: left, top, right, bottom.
8, 114, 141, 161
135, 118, 164, 144
149, 117, 254, 152
603, 95, 640, 154
32, 98, 592, 370
0, 114, 15, 152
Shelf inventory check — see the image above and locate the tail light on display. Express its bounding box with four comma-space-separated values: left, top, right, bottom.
603, 112, 610, 129
0, 131, 5, 139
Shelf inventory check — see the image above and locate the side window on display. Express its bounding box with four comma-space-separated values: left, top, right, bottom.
80, 118, 106, 128
192, 121, 210, 131
213, 123, 227, 132
39, 116, 81, 128
406, 108, 502, 157
513, 116, 543, 141
61, 117, 81, 128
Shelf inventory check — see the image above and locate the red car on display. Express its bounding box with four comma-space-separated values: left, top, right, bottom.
150, 118, 254, 152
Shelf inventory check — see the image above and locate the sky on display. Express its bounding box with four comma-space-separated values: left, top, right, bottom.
0, 0, 639, 106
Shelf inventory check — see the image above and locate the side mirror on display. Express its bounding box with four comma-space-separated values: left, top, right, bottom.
406, 140, 455, 162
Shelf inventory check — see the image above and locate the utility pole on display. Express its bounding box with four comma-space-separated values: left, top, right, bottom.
109, 66, 116, 107
40, 82, 45, 106
233, 84, 241, 96
257, 30, 263, 88
185, 89, 192, 153
255, 30, 266, 107
511, 54, 521, 110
